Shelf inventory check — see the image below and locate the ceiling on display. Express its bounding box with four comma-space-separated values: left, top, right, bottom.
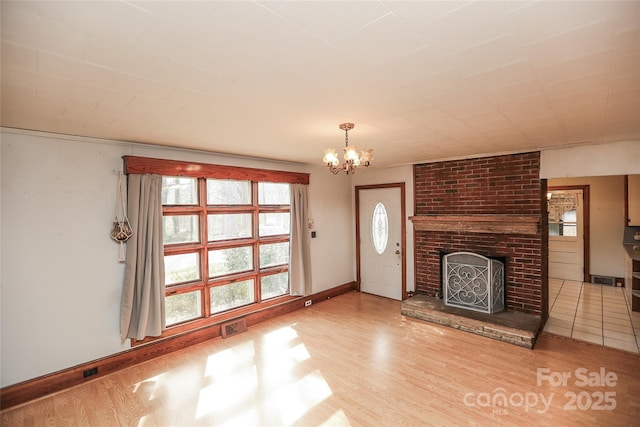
1, 1, 639, 167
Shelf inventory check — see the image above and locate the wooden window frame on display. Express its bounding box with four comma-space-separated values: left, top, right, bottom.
123, 156, 309, 345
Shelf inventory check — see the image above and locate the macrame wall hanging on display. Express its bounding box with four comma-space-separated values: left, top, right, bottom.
111, 171, 133, 262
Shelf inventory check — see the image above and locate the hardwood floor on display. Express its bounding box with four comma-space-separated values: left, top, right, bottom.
2, 291, 639, 426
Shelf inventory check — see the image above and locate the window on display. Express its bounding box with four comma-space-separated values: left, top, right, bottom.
548, 193, 578, 237
162, 176, 293, 327
123, 156, 309, 342
371, 202, 389, 254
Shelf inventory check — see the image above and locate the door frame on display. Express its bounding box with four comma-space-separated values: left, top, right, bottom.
355, 183, 407, 300
548, 185, 590, 282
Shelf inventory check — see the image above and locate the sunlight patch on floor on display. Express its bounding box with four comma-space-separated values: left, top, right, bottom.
319, 409, 352, 427
132, 373, 165, 401
277, 370, 333, 426
196, 366, 258, 419
205, 341, 255, 379
263, 325, 299, 349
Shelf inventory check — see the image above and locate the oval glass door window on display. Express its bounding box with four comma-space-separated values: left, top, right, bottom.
371, 202, 389, 254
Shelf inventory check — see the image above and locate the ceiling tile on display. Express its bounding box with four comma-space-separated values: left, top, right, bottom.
445, 34, 526, 77
614, 29, 640, 57
37, 51, 116, 88
542, 73, 609, 99
336, 14, 424, 66
428, 89, 494, 119
493, 94, 555, 122
483, 80, 545, 105
33, 1, 150, 45
377, 46, 454, 86
465, 60, 537, 91
2, 68, 73, 97
523, 20, 616, 68
615, 0, 640, 32
410, 73, 471, 101
548, 92, 608, 118
386, 1, 470, 32
108, 73, 175, 100
69, 83, 135, 109
416, 1, 512, 54
0, 6, 87, 59
534, 50, 615, 85
462, 110, 515, 133
516, 122, 567, 145
268, 0, 390, 45
130, 0, 220, 31
508, 1, 618, 45
1, 41, 37, 72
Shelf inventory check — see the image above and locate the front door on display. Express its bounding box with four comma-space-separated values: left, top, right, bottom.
548, 189, 584, 281
357, 185, 405, 300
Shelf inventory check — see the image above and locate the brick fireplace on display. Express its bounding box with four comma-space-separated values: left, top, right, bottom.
410, 152, 548, 324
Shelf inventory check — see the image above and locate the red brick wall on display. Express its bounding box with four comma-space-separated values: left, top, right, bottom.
414, 152, 548, 317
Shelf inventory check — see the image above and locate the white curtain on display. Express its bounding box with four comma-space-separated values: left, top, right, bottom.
289, 183, 312, 295
120, 174, 165, 342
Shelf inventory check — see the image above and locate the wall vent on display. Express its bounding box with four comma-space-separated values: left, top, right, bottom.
591, 275, 616, 286
221, 318, 247, 338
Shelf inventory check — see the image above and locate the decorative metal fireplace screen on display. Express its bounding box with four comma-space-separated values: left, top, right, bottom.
443, 252, 505, 314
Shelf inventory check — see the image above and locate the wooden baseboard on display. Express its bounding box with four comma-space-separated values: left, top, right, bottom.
0, 282, 356, 410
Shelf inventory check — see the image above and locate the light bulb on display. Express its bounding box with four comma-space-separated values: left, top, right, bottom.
344, 145, 360, 161
323, 148, 339, 166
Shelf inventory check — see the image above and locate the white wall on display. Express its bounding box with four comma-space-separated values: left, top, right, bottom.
308, 167, 355, 293
549, 175, 626, 278
541, 140, 640, 178
352, 166, 415, 292
0, 129, 354, 387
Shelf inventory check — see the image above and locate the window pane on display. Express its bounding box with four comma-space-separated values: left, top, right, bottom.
562, 225, 577, 237
208, 246, 253, 278
165, 291, 202, 326
162, 177, 197, 205
210, 279, 255, 314
258, 182, 290, 205
548, 193, 578, 237
207, 214, 252, 241
163, 215, 199, 244
371, 202, 389, 254
261, 272, 289, 300
207, 179, 251, 205
165, 253, 200, 285
562, 210, 577, 223
259, 213, 290, 237
260, 242, 289, 268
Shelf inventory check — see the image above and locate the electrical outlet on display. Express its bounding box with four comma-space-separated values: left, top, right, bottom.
305, 300, 312, 307
83, 367, 98, 378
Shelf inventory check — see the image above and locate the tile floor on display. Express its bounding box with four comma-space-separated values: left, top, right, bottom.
544, 278, 640, 353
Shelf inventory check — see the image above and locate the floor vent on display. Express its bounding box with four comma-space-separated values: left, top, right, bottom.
221, 318, 247, 338
591, 275, 616, 286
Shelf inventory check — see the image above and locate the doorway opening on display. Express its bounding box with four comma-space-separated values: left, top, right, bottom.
547, 185, 590, 282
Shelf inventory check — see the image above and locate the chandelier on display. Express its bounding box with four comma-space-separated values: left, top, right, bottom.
322, 123, 373, 174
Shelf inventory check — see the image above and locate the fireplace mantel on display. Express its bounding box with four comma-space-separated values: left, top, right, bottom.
409, 214, 540, 235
